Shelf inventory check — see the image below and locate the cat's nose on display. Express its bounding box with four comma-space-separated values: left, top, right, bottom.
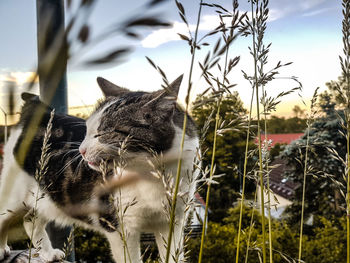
79, 147, 86, 157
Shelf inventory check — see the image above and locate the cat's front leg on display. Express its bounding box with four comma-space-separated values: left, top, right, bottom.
106, 230, 142, 263
23, 214, 65, 262
0, 210, 13, 260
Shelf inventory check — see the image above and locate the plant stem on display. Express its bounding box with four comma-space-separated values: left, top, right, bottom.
198, 5, 237, 260
28, 187, 41, 263
298, 123, 311, 261
118, 190, 132, 263
235, 86, 254, 263
342, 2, 350, 261
245, 190, 258, 263
251, 0, 266, 261
198, 101, 221, 263
347, 120, 350, 263
262, 85, 273, 263
165, 1, 202, 262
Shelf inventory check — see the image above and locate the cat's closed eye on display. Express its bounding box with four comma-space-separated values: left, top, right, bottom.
113, 128, 129, 136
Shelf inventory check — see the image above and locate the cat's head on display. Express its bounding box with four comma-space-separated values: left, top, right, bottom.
79, 75, 188, 171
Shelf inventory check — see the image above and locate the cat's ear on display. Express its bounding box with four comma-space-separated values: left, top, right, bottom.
97, 77, 129, 97
159, 74, 183, 107
21, 92, 38, 101
145, 75, 183, 119
166, 74, 183, 97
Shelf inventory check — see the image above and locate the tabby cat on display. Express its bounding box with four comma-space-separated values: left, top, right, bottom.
0, 75, 199, 263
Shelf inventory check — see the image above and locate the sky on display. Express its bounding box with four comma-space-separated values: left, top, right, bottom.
0, 0, 344, 124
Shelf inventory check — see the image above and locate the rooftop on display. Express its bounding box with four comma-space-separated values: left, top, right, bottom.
257, 133, 304, 147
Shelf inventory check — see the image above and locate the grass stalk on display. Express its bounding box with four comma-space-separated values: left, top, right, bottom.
198, 4, 238, 261
28, 186, 41, 262
164, 1, 203, 262
340, 1, 350, 261
262, 86, 273, 263
296, 87, 318, 261
245, 190, 258, 263
198, 101, 220, 263
347, 119, 350, 263
118, 190, 132, 263
28, 110, 54, 262
235, 85, 255, 263
298, 122, 311, 261
251, 0, 267, 261
255, 71, 267, 263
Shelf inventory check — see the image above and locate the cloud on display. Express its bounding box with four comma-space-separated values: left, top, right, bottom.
141, 14, 241, 48
300, 0, 328, 10
141, 21, 187, 48
267, 0, 329, 21
268, 8, 287, 22
302, 7, 336, 17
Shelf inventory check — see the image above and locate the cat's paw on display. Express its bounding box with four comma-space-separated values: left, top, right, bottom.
0, 245, 10, 260
40, 248, 65, 262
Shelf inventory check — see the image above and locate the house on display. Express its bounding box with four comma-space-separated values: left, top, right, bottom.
256, 158, 300, 218
255, 133, 303, 218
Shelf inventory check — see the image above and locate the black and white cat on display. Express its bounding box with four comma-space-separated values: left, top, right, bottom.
0, 75, 199, 263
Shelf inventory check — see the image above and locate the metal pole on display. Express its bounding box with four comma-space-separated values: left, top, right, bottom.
36, 0, 74, 261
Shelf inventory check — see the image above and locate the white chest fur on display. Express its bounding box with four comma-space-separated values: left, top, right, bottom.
114, 126, 200, 232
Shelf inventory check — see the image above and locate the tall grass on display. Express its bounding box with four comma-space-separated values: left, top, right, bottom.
163, 1, 203, 261
196, 2, 246, 263
340, 0, 350, 262
235, 84, 255, 263
297, 88, 319, 262
249, 0, 268, 261
239, 1, 302, 262
27, 109, 54, 262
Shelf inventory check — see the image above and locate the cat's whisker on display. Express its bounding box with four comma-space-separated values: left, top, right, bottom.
58, 141, 81, 146
57, 152, 82, 175
51, 148, 79, 160
72, 157, 85, 178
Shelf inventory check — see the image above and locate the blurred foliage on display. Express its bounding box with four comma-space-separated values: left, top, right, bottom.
302, 215, 346, 263
187, 205, 299, 263
256, 115, 307, 134
74, 228, 113, 263
187, 205, 347, 263
74, 228, 161, 263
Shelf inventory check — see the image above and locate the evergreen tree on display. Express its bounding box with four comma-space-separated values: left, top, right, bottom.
281, 91, 346, 224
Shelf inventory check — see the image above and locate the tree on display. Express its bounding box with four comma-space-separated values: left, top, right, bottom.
192, 92, 256, 222
302, 215, 346, 263
260, 115, 306, 134
280, 97, 346, 223
292, 105, 305, 118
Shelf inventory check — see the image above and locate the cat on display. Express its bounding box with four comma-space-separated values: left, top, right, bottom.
0, 75, 199, 263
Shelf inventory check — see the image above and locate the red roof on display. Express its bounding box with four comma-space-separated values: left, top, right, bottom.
256, 133, 304, 147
